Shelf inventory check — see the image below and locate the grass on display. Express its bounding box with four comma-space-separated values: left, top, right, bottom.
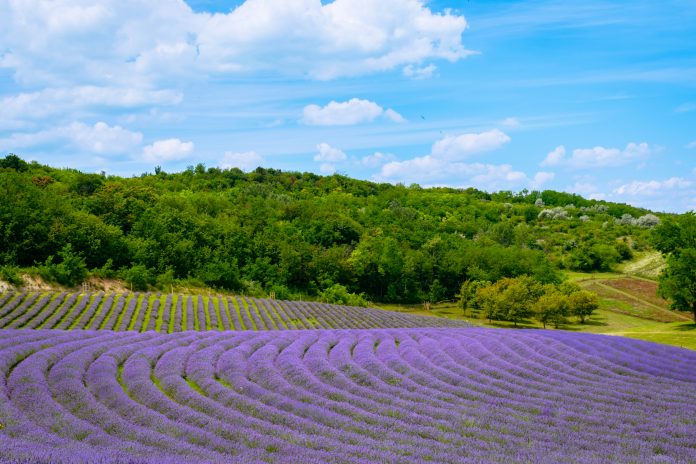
375, 271, 696, 351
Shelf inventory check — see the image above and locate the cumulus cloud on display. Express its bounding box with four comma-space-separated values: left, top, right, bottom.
220, 151, 264, 172
531, 171, 555, 189
430, 129, 511, 160
541, 143, 652, 168
142, 138, 194, 162
0, 0, 470, 85
0, 121, 143, 154
541, 146, 566, 167
302, 99, 405, 126
314, 143, 347, 162
379, 156, 526, 189
376, 129, 523, 189
613, 177, 692, 196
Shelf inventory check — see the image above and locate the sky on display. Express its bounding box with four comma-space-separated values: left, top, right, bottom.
1, 0, 695, 212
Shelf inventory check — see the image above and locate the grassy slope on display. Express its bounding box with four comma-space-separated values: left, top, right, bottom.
375, 266, 696, 351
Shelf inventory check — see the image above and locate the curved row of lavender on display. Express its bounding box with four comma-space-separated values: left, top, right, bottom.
0, 328, 694, 463
0, 291, 468, 331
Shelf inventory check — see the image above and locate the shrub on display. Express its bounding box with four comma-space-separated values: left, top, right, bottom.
38, 245, 88, 287
319, 284, 369, 307
0, 265, 24, 286
122, 264, 153, 291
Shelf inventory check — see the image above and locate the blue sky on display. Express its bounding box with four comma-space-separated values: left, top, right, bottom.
1, 0, 695, 212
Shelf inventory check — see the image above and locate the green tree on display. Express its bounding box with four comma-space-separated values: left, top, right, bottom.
457, 279, 490, 314
534, 290, 569, 329
652, 212, 696, 322
568, 290, 599, 323
474, 276, 543, 326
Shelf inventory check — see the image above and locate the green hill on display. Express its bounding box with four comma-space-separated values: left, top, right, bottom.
0, 154, 668, 306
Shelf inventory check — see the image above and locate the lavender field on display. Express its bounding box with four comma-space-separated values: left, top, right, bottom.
0, 291, 467, 331
0, 327, 695, 463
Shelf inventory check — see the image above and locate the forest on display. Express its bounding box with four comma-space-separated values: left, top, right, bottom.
0, 154, 665, 306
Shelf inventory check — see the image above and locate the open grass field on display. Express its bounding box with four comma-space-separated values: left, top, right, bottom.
377, 272, 696, 351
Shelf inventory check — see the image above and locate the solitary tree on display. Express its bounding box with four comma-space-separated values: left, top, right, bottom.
568, 291, 599, 323
652, 212, 696, 322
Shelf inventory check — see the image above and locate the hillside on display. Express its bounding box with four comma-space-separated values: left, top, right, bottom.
0, 155, 665, 305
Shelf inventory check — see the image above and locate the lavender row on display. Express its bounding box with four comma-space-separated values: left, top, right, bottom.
0, 328, 694, 463
0, 291, 469, 333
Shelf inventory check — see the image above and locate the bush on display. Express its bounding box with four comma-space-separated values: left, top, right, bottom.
38, 245, 88, 287
0, 265, 24, 286
319, 284, 369, 307
566, 243, 620, 271
122, 264, 153, 291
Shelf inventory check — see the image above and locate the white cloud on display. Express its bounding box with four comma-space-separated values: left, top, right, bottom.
531, 171, 555, 189
0, 87, 182, 122
567, 181, 600, 196
383, 109, 407, 123
319, 163, 336, 175
500, 117, 521, 128
220, 151, 264, 172
376, 129, 518, 189
314, 143, 347, 162
0, 121, 143, 154
302, 99, 405, 126
571, 143, 651, 168
379, 156, 527, 190
142, 138, 194, 163
540, 145, 566, 167
613, 177, 692, 196
430, 129, 511, 160
0, 0, 471, 85
403, 64, 437, 79
687, 140, 696, 149
541, 143, 652, 168
361, 152, 396, 167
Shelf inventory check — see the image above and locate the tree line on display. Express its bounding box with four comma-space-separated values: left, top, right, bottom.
0, 154, 679, 309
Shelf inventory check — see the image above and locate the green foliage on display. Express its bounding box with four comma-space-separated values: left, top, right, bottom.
196, 259, 241, 290
122, 264, 153, 291
0, 265, 23, 286
39, 245, 88, 287
0, 155, 666, 303
458, 279, 491, 312
475, 276, 543, 326
469, 277, 597, 328
534, 290, 569, 328
652, 212, 696, 322
567, 291, 599, 323
566, 243, 621, 271
0, 154, 29, 172
319, 284, 369, 307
